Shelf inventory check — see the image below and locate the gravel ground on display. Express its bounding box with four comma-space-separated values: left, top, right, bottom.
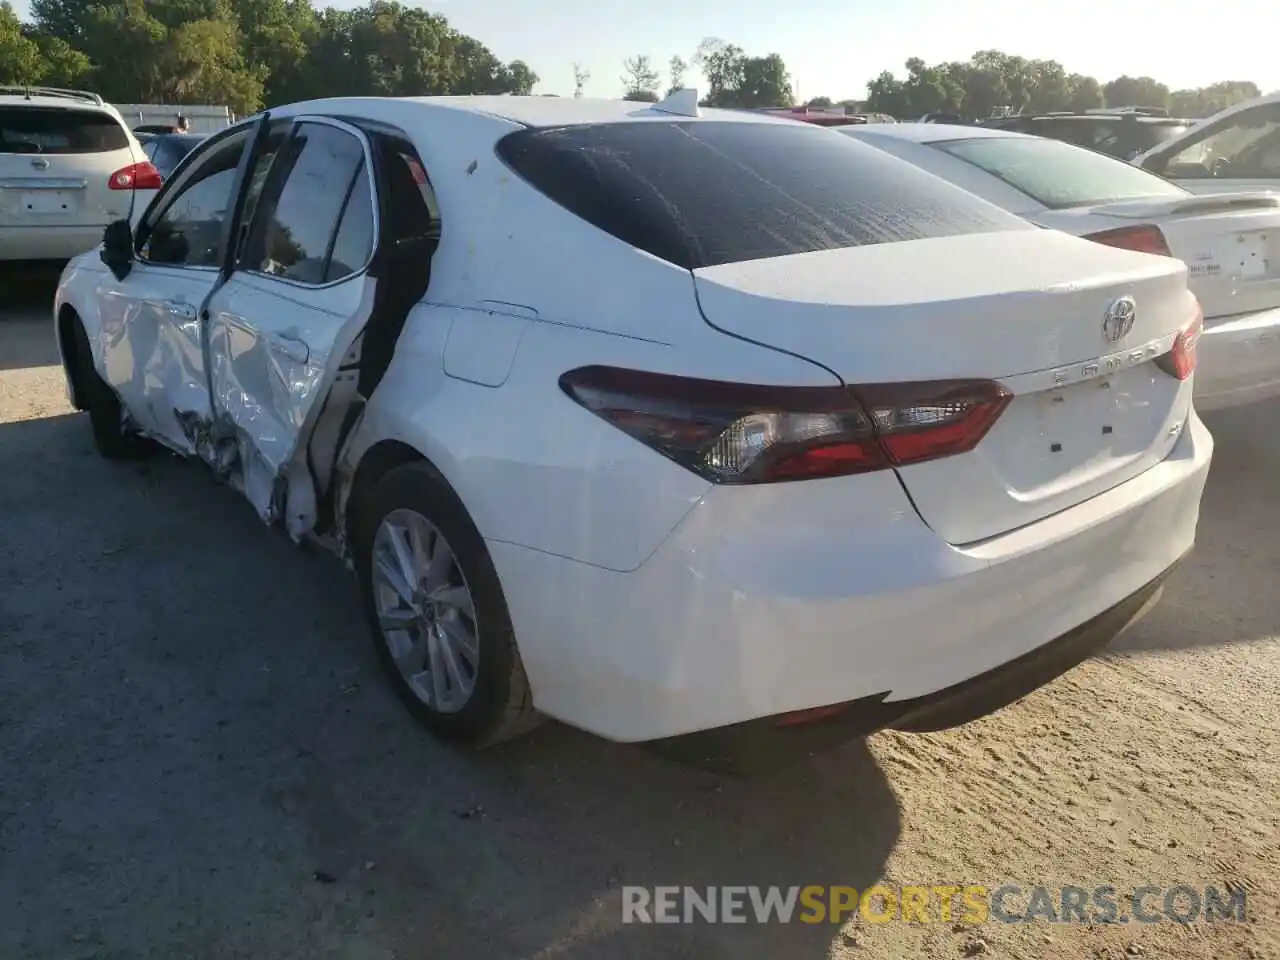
1, 274, 1277, 960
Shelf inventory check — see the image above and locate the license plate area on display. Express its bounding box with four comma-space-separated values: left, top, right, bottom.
1211, 230, 1274, 281
991, 365, 1178, 494
18, 190, 78, 215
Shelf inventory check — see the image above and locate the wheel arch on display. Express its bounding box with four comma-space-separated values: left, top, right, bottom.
56, 302, 88, 411
343, 438, 437, 553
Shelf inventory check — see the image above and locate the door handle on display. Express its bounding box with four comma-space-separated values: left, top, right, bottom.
165, 300, 197, 320
267, 332, 310, 364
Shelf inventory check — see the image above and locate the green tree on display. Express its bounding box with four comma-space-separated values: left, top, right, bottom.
27, 0, 84, 44
691, 38, 791, 108
26, 31, 92, 87
0, 2, 45, 84
865, 70, 908, 117
620, 54, 659, 100
1103, 75, 1170, 110
228, 0, 315, 105
737, 53, 792, 108
503, 60, 538, 96
694, 38, 744, 105
902, 57, 962, 115
1067, 74, 1104, 111
667, 54, 686, 96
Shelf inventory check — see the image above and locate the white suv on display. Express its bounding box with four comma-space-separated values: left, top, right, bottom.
0, 86, 160, 261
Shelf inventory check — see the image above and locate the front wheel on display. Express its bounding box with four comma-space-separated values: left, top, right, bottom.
353, 461, 541, 747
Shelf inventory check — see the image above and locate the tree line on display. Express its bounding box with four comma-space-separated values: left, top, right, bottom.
616, 40, 1264, 120
0, 0, 537, 115
863, 52, 1261, 119
0, 5, 1264, 122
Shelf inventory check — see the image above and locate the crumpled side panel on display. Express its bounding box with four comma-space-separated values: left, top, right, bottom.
97, 281, 214, 456
206, 311, 335, 523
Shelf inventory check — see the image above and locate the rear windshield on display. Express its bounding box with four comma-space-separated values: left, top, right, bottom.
0, 107, 129, 155
930, 135, 1187, 209
1121, 122, 1190, 155
495, 121, 1023, 269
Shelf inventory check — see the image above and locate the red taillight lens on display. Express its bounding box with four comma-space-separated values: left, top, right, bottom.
1155, 301, 1203, 381
560, 367, 1012, 484
404, 157, 428, 185
1084, 224, 1174, 257
108, 161, 163, 190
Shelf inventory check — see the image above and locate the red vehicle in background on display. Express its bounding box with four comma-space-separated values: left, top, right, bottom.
751, 106, 870, 127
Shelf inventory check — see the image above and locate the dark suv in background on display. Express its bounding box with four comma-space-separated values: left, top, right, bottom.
981, 109, 1194, 160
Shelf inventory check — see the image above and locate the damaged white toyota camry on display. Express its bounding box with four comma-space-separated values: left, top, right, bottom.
54, 93, 1213, 767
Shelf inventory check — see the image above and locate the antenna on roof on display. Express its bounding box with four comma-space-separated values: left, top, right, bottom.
652, 87, 700, 118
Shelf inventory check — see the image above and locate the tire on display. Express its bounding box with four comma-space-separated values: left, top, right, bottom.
353, 461, 541, 747
67, 317, 155, 461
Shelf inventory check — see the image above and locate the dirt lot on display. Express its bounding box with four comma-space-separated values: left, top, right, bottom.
1, 274, 1277, 960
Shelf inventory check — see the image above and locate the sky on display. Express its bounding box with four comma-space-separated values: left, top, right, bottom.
13, 0, 1280, 102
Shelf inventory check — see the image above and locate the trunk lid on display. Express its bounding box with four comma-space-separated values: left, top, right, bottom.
1072, 192, 1280, 321
692, 229, 1197, 545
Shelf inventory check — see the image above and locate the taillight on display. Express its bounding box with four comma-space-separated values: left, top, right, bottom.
1084, 224, 1174, 257
403, 156, 428, 185
559, 366, 1012, 484
1155, 300, 1203, 381
108, 161, 163, 190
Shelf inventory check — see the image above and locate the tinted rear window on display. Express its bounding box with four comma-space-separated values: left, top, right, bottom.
932, 136, 1186, 209
1132, 123, 1189, 151
0, 107, 129, 155
496, 121, 1022, 269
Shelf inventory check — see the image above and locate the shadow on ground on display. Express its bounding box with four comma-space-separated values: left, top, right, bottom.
0, 269, 62, 371
0, 412, 901, 960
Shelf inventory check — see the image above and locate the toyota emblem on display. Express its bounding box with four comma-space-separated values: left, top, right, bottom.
1102, 296, 1136, 343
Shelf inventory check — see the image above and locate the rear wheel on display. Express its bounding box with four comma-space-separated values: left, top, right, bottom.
67, 316, 155, 461
354, 461, 541, 747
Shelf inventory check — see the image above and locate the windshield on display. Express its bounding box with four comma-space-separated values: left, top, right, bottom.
1161, 104, 1280, 178
496, 121, 1024, 270
931, 135, 1188, 210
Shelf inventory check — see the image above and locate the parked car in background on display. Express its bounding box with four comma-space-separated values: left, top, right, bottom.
1133, 93, 1280, 194
841, 122, 1280, 411
135, 132, 206, 179
54, 94, 1210, 763
0, 86, 161, 261
748, 105, 868, 127
982, 109, 1194, 160
113, 103, 234, 135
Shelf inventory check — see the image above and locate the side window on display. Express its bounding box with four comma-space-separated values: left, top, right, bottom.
242, 122, 368, 285
141, 140, 159, 162
1091, 123, 1123, 155
230, 124, 290, 264
138, 137, 246, 268
1160, 104, 1280, 178
325, 167, 375, 282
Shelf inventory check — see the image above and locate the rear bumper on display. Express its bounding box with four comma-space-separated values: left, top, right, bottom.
0, 225, 105, 261
490, 412, 1212, 745
1196, 306, 1280, 411
647, 559, 1176, 772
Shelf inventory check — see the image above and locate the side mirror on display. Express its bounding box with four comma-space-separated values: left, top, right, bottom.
100, 219, 134, 281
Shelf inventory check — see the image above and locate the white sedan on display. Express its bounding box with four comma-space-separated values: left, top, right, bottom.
842, 122, 1280, 411
54, 93, 1211, 764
